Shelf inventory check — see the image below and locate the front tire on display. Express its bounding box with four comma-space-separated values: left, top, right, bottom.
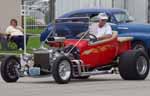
52, 56, 72, 84
1, 56, 20, 82
119, 50, 149, 80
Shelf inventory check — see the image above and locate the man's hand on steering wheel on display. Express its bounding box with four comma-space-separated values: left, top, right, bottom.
88, 34, 98, 42
77, 32, 97, 42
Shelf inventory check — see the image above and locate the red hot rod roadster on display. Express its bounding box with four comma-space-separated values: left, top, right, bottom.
1, 18, 149, 84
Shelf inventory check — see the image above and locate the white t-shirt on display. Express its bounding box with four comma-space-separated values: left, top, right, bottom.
6, 26, 23, 36
89, 23, 112, 38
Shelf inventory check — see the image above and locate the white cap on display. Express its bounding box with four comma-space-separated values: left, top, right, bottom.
98, 13, 108, 20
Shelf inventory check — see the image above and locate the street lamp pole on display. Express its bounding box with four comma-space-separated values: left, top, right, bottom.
49, 0, 56, 22
112, 0, 114, 8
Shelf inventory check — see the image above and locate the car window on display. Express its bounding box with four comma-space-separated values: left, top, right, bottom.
90, 15, 112, 23
89, 14, 99, 18
70, 13, 98, 18
70, 13, 89, 17
114, 12, 130, 23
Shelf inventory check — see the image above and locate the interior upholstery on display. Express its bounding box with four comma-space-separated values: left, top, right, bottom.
118, 37, 133, 43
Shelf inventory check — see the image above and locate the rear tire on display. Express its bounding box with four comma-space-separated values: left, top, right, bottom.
119, 50, 149, 80
1, 56, 20, 82
52, 56, 72, 84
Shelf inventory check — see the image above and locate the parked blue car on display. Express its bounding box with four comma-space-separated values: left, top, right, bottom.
41, 8, 150, 55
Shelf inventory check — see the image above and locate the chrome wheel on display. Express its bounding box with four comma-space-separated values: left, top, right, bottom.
136, 56, 148, 75
52, 56, 72, 84
59, 60, 71, 81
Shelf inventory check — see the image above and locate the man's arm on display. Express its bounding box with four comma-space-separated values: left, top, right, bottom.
97, 34, 112, 40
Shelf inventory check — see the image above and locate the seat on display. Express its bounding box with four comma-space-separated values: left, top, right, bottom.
118, 37, 133, 43
89, 31, 118, 46
0, 32, 17, 50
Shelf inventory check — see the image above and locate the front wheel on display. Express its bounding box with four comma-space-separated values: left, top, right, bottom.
1, 56, 20, 82
119, 50, 149, 80
52, 56, 72, 84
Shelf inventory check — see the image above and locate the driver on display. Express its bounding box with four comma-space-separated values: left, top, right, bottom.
89, 13, 112, 40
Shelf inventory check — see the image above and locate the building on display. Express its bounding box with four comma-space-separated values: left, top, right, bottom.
56, 0, 148, 23
0, 0, 149, 32
0, 0, 22, 32
125, 0, 148, 23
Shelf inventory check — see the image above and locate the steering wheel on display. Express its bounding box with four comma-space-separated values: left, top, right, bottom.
77, 33, 98, 42
88, 34, 98, 42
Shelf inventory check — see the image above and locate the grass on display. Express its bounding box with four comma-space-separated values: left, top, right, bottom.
27, 28, 45, 34
27, 37, 41, 49
0, 27, 46, 54
0, 37, 41, 54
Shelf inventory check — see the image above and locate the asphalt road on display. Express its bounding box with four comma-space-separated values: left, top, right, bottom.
0, 74, 150, 96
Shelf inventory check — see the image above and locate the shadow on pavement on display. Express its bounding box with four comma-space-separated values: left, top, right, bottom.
16, 78, 125, 85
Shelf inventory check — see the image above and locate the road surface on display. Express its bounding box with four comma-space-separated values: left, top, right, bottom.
0, 74, 150, 96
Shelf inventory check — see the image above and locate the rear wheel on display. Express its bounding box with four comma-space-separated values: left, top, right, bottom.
1, 56, 20, 82
119, 50, 149, 80
52, 56, 72, 84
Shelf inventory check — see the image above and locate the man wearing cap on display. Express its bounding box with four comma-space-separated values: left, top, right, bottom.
89, 13, 112, 40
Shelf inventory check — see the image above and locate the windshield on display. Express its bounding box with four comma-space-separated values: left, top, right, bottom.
114, 12, 132, 23
44, 17, 89, 41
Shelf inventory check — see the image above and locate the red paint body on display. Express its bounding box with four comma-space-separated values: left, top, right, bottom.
64, 37, 131, 68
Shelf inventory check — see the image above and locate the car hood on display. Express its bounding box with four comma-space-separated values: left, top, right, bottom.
118, 23, 150, 32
